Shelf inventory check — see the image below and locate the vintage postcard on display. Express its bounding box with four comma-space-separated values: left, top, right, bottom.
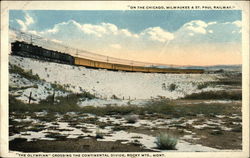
1, 1, 249, 158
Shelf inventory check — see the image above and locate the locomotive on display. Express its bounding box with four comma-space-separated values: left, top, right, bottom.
11, 41, 74, 65
11, 41, 204, 74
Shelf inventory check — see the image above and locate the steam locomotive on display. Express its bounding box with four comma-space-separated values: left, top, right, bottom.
11, 41, 204, 74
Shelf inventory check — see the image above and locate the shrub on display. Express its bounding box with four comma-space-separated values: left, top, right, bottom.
9, 93, 83, 113
197, 82, 212, 89
9, 85, 38, 91
125, 114, 138, 124
155, 133, 177, 150
210, 130, 223, 135
183, 90, 242, 100
81, 91, 96, 100
162, 83, 167, 90
168, 83, 177, 92
232, 127, 242, 132
111, 94, 119, 99
9, 64, 40, 81
10, 138, 27, 144
45, 133, 67, 140
112, 125, 126, 131
51, 83, 70, 92
95, 129, 104, 139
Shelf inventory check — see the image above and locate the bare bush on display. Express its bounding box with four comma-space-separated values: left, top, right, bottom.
125, 114, 138, 124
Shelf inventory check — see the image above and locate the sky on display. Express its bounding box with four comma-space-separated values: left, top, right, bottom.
9, 10, 242, 66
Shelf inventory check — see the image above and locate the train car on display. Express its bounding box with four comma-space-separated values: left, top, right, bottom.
75, 57, 96, 68
51, 50, 60, 62
11, 41, 204, 74
32, 45, 42, 57
97, 61, 114, 70
133, 66, 149, 73
75, 57, 118, 70
11, 41, 31, 57
113, 63, 133, 72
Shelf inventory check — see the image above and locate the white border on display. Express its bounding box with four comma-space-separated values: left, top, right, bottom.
1, 1, 249, 158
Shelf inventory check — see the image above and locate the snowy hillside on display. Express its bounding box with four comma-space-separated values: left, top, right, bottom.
9, 55, 242, 152
9, 55, 222, 105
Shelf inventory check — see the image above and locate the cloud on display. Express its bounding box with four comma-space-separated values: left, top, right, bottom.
27, 30, 39, 36
141, 27, 174, 42
120, 29, 139, 38
182, 20, 208, 34
15, 18, 241, 64
208, 21, 217, 25
188, 33, 194, 36
24, 12, 34, 26
40, 20, 86, 40
16, 19, 27, 31
51, 39, 63, 44
11, 14, 242, 65
18, 19, 242, 47
36, 19, 237, 48
82, 23, 109, 37
110, 44, 121, 49
33, 20, 178, 62
232, 20, 241, 28
172, 20, 242, 44
44, 20, 121, 38
16, 12, 34, 31
208, 30, 213, 33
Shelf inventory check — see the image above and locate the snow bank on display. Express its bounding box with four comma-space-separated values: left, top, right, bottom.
9, 56, 222, 102
9, 69, 69, 104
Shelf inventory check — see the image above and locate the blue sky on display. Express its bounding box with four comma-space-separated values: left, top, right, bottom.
9, 10, 242, 65
10, 10, 241, 33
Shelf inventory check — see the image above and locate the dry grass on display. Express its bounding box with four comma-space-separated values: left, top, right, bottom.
183, 90, 241, 100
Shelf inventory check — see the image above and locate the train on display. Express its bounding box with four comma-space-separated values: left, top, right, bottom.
11, 41, 74, 65
11, 41, 204, 74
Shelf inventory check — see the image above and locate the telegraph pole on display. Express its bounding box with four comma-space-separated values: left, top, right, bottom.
76, 49, 78, 57
30, 34, 33, 44
131, 61, 133, 71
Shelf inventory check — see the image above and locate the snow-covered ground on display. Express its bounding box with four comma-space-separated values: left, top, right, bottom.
9, 56, 223, 105
10, 111, 242, 152
9, 55, 242, 152
12, 112, 236, 152
9, 72, 69, 103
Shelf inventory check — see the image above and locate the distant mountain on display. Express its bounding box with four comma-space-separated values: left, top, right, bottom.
146, 64, 242, 72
